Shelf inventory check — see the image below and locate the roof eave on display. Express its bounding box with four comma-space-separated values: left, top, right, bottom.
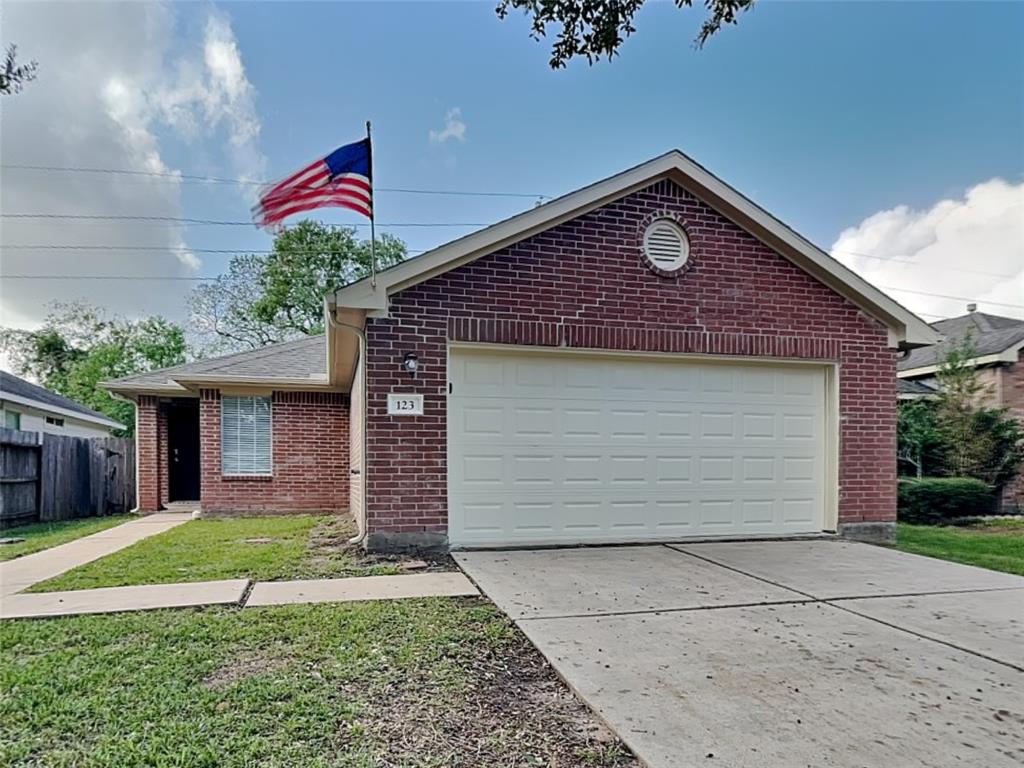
0, 390, 125, 430
898, 341, 1024, 378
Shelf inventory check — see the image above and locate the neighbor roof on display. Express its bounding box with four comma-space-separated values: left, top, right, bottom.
897, 378, 938, 398
103, 335, 331, 398
330, 149, 939, 349
898, 312, 1024, 375
1, 370, 124, 429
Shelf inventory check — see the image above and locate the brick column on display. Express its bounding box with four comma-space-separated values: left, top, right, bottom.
135, 396, 162, 512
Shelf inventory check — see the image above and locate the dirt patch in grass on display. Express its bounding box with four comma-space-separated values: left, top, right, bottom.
201, 653, 287, 690
305, 516, 457, 575
340, 605, 637, 767
962, 519, 1024, 536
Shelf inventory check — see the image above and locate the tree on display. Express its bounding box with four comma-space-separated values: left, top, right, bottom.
897, 399, 940, 479
189, 220, 407, 354
0, 302, 187, 435
0, 44, 38, 95
931, 334, 1024, 488
496, 0, 756, 68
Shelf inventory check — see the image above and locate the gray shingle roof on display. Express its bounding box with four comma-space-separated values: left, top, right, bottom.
104, 335, 328, 392
898, 312, 1024, 372
897, 378, 937, 396
1, 370, 121, 425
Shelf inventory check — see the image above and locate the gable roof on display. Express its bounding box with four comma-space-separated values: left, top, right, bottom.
1, 370, 124, 430
103, 335, 331, 398
330, 149, 939, 349
898, 312, 1024, 376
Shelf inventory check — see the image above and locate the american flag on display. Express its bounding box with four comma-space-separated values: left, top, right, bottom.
252, 138, 372, 230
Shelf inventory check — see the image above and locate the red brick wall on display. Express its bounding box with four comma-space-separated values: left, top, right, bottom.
364, 179, 896, 541
198, 389, 350, 514
134, 390, 350, 514
136, 395, 162, 512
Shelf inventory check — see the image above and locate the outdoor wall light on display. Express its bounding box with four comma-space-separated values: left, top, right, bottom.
402, 353, 420, 377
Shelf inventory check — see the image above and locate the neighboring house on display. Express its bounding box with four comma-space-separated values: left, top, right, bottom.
1, 370, 124, 437
898, 309, 1024, 510
106, 150, 938, 549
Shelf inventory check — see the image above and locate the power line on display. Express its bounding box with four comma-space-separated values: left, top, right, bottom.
832, 248, 1017, 280
0, 213, 487, 228
3, 275, 217, 281
0, 163, 552, 199
0, 244, 428, 255
2, 274, 1015, 315
6, 243, 1015, 280
878, 285, 1024, 310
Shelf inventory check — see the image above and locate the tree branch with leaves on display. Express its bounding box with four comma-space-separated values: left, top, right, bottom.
496, 0, 756, 68
0, 44, 38, 95
189, 220, 407, 355
0, 303, 186, 435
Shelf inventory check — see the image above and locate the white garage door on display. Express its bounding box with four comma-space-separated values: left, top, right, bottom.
447, 348, 828, 547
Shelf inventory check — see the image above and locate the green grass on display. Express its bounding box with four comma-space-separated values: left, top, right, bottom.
30, 515, 398, 592
0, 516, 131, 561
896, 519, 1024, 575
0, 600, 634, 767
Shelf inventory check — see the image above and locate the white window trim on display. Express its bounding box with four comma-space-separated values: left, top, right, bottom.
221, 394, 274, 477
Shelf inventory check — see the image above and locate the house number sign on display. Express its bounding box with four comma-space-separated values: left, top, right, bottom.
387, 393, 424, 416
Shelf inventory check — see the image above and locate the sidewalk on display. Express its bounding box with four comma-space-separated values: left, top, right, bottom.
1, 572, 479, 619
0, 513, 191, 597
0, 513, 479, 620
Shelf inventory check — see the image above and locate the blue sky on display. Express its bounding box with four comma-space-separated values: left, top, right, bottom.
2, 0, 1022, 328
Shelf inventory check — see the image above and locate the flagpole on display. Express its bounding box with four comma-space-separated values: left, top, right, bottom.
366, 120, 377, 289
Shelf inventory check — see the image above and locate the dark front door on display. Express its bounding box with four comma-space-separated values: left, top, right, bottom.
167, 401, 201, 502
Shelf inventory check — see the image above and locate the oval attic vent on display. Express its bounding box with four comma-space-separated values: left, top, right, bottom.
643, 219, 690, 273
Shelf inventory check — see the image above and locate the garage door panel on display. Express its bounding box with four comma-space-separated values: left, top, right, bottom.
451, 493, 820, 545
448, 350, 827, 546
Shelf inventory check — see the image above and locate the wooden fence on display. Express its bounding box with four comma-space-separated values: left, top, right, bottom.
0, 428, 135, 526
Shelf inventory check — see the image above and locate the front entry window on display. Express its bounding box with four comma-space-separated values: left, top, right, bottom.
221, 395, 272, 475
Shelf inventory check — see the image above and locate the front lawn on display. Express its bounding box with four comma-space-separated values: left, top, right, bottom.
0, 516, 131, 562
0, 599, 635, 767
896, 519, 1024, 576
30, 515, 402, 592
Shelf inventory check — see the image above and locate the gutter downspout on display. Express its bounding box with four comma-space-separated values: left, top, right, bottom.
108, 390, 143, 514
325, 302, 369, 546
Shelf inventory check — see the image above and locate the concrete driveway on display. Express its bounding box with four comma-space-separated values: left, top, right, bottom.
455, 541, 1024, 768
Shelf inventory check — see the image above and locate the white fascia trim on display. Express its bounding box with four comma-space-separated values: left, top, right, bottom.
170, 374, 334, 388
897, 344, 1024, 378
0, 391, 124, 430
333, 150, 939, 347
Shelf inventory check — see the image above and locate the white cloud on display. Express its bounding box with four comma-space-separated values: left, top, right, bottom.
153, 12, 265, 183
429, 107, 467, 144
831, 179, 1024, 321
0, 2, 263, 335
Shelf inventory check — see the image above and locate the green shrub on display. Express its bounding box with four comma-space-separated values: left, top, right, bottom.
897, 477, 995, 525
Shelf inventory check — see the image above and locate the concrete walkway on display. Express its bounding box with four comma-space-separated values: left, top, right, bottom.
0, 513, 191, 597
246, 572, 478, 606
1, 579, 250, 619
1, 571, 479, 619
456, 541, 1024, 768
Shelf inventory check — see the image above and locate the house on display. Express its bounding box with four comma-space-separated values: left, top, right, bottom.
106, 150, 939, 549
1, 370, 124, 438
898, 309, 1024, 509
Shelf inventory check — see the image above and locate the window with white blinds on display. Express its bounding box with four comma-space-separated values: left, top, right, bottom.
221, 395, 272, 475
